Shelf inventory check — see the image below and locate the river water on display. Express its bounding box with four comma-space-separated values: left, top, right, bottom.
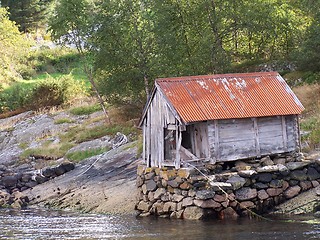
1, 208, 320, 240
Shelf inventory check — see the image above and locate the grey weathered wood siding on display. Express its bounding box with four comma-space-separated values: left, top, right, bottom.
142, 90, 177, 167
208, 115, 299, 162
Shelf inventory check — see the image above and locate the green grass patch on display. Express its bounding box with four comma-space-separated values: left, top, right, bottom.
20, 142, 75, 160
66, 147, 109, 163
300, 116, 320, 149
70, 104, 102, 116
54, 118, 75, 124
60, 122, 139, 144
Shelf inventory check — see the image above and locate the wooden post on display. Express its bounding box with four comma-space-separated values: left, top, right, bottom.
281, 116, 288, 152
253, 118, 261, 157
214, 120, 220, 160
175, 124, 182, 169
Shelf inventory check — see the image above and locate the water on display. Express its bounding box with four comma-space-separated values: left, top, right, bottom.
1, 208, 320, 240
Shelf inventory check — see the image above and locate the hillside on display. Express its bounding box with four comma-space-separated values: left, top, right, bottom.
0, 103, 141, 213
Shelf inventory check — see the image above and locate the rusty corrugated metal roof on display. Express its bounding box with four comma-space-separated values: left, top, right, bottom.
156, 72, 304, 123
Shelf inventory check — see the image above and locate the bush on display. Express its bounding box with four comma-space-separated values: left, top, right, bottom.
28, 74, 88, 109
0, 82, 34, 112
0, 74, 88, 113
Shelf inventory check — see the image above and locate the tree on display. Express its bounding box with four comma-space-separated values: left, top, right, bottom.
1, 0, 53, 32
0, 7, 31, 87
94, 0, 157, 104
295, 0, 320, 72
49, 0, 111, 123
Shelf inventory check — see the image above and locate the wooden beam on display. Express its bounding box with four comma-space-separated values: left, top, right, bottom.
214, 120, 220, 160
175, 125, 182, 169
253, 118, 261, 157
281, 116, 288, 152
180, 145, 198, 160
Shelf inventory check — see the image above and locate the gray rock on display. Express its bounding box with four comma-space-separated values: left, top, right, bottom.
261, 156, 274, 166
172, 194, 184, 202
290, 170, 307, 181
145, 180, 157, 191
54, 165, 66, 176
253, 182, 268, 189
257, 165, 279, 173
238, 170, 257, 178
182, 197, 194, 207
183, 206, 205, 220
286, 162, 310, 171
257, 190, 269, 200
220, 207, 239, 220
284, 186, 301, 199
154, 188, 166, 199
194, 199, 221, 209
2, 175, 18, 188
163, 202, 177, 212
266, 188, 283, 197
269, 179, 283, 188
195, 190, 215, 200
42, 167, 55, 178
307, 167, 320, 181
136, 201, 152, 212
235, 187, 257, 201
67, 136, 112, 154
167, 180, 179, 188
256, 173, 272, 183
227, 176, 246, 190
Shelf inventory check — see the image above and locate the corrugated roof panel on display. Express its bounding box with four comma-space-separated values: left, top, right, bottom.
156, 72, 304, 123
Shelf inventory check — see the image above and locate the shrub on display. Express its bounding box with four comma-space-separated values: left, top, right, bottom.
0, 82, 34, 112
28, 74, 88, 109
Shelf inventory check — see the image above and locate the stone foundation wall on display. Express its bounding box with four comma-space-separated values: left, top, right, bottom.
136, 155, 320, 220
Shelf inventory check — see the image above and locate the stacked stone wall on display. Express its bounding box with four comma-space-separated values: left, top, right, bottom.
136, 156, 320, 220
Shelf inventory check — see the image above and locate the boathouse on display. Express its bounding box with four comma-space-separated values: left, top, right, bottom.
139, 72, 304, 169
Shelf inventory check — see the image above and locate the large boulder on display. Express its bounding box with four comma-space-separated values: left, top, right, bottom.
183, 206, 206, 220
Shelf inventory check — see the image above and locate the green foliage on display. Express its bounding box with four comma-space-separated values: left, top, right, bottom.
70, 104, 101, 116
296, 18, 320, 72
28, 74, 88, 109
301, 116, 320, 149
66, 147, 108, 163
0, 74, 88, 113
0, 82, 34, 112
27, 48, 83, 76
93, 0, 309, 105
0, 7, 32, 86
1, 0, 54, 32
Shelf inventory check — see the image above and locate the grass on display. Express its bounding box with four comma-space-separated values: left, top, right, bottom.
66, 147, 109, 163
20, 142, 75, 160
294, 83, 320, 149
70, 104, 102, 116
54, 118, 75, 124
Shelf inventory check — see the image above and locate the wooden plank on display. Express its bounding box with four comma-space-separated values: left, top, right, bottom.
214, 120, 219, 160
175, 125, 182, 169
142, 119, 146, 161
253, 118, 261, 157
218, 139, 256, 161
180, 145, 198, 160
146, 108, 151, 167
281, 116, 288, 151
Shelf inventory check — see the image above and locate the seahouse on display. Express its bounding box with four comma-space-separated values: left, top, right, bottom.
139, 72, 304, 169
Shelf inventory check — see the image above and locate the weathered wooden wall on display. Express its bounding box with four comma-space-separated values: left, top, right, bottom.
142, 90, 178, 167
208, 115, 300, 162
